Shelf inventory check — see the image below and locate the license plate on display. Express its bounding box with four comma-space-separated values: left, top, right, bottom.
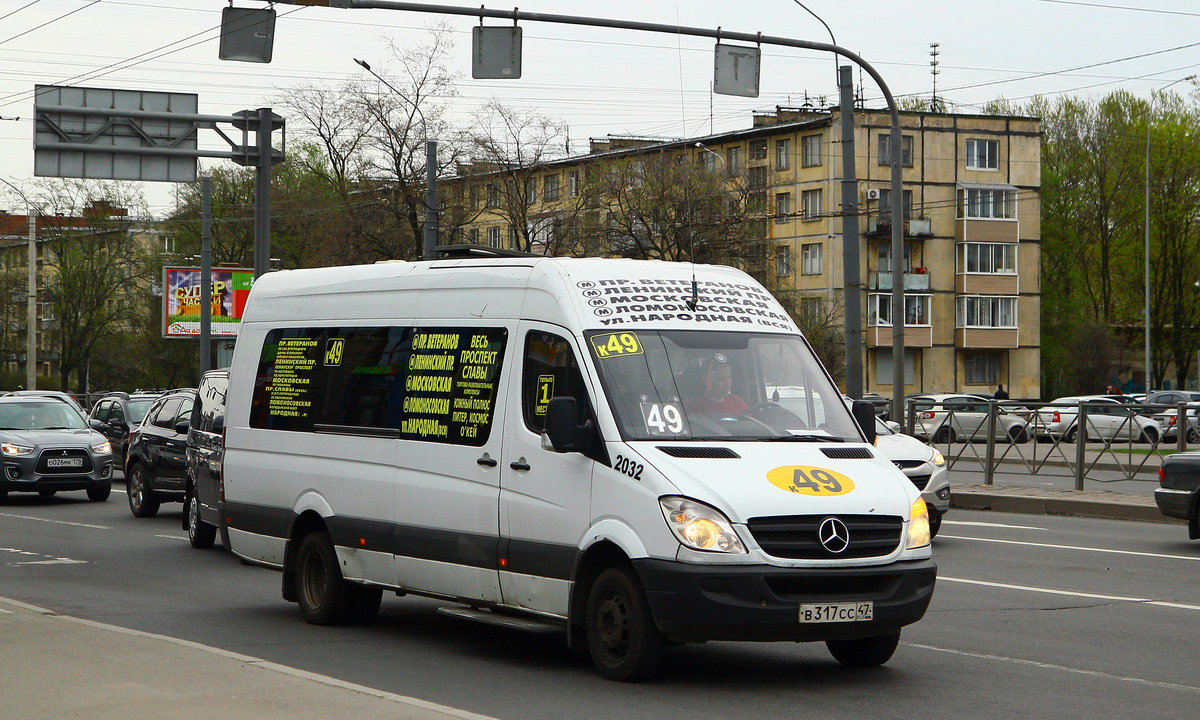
799, 602, 874, 623
46, 458, 82, 468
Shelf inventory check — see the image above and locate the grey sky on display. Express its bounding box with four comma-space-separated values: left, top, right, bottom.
1, 0, 1197, 215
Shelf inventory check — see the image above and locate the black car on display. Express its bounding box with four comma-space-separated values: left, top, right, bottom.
184, 370, 228, 549
125, 388, 195, 518
0, 397, 114, 503
89, 391, 163, 466
1156, 451, 1200, 539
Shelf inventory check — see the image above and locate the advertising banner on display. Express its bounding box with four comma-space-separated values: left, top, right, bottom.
162, 266, 254, 338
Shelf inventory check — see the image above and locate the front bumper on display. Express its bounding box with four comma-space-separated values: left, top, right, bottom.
633, 557, 936, 643
1, 452, 112, 493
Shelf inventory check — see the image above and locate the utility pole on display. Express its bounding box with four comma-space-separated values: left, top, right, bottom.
26, 210, 36, 390
838, 65, 863, 398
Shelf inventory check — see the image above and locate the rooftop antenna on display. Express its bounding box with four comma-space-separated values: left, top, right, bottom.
930, 43, 941, 112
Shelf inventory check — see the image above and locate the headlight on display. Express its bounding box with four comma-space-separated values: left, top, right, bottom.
659, 497, 746, 554
92, 441, 112, 455
930, 450, 946, 467
907, 498, 931, 549
1, 442, 34, 456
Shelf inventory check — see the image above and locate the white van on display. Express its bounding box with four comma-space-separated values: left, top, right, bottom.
221, 254, 935, 681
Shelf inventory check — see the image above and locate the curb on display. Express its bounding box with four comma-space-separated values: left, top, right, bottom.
949, 484, 1182, 524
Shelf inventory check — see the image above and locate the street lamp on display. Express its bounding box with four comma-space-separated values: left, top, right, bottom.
1145, 75, 1195, 394
352, 58, 439, 261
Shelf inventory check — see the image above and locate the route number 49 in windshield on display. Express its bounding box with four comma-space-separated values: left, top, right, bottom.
640, 402, 685, 435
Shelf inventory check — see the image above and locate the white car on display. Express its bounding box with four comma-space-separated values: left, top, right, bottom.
909, 393, 1031, 444
1034, 395, 1160, 443
876, 418, 949, 538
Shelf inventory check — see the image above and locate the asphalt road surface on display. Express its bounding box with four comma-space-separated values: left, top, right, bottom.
2, 480, 1198, 719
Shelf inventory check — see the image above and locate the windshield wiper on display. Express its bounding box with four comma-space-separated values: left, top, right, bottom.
761, 434, 844, 442
39, 426, 74, 430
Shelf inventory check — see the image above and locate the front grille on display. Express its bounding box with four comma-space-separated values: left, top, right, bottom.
35, 448, 93, 475
908, 474, 932, 490
893, 459, 925, 469
820, 447, 874, 459
747, 514, 903, 559
765, 574, 895, 600
656, 446, 740, 459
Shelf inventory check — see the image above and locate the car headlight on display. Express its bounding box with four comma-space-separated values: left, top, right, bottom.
907, 498, 931, 549
1, 442, 34, 457
930, 450, 946, 467
92, 441, 112, 455
659, 497, 746, 554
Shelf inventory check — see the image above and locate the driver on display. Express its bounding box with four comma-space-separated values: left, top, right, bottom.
686, 356, 749, 415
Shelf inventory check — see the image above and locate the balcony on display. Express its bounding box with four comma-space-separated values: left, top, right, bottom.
865, 217, 933, 237
867, 325, 933, 348
957, 327, 1019, 348
956, 218, 1018, 243
957, 272, 1018, 295
869, 270, 931, 292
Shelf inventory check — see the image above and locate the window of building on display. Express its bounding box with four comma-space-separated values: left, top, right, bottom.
775, 138, 791, 171
487, 226, 501, 248
726, 146, 741, 174
748, 191, 768, 213
162, 236, 178, 254
879, 188, 913, 221
487, 184, 501, 207
878, 241, 914, 274
799, 297, 823, 324
699, 150, 719, 172
749, 139, 768, 160
470, 185, 483, 209
525, 176, 538, 203
957, 296, 1018, 327
868, 294, 930, 326
801, 243, 822, 275
748, 165, 768, 188
508, 226, 520, 249
875, 348, 916, 385
775, 192, 792, 221
877, 134, 914, 167
775, 244, 792, 277
567, 170, 580, 197
958, 187, 1015, 219
467, 227, 480, 244
543, 174, 561, 201
965, 352, 1000, 384
966, 138, 999, 170
801, 134, 822, 167
801, 188, 822, 221
961, 242, 1017, 273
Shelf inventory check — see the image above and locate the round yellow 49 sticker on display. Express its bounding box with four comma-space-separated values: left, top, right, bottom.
767, 465, 856, 496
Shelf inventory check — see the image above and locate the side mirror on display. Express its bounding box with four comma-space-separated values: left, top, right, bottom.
852, 399, 878, 445
885, 420, 901, 433
174, 419, 191, 435
212, 414, 225, 434
89, 418, 104, 431
545, 397, 584, 453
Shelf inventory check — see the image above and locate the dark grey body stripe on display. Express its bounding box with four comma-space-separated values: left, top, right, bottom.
224, 501, 575, 580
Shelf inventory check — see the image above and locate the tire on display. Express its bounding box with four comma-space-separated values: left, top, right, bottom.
826, 631, 901, 667
1064, 426, 1080, 444
1186, 427, 1200, 445
933, 427, 955, 444
86, 484, 111, 502
126, 464, 160, 518
928, 508, 942, 539
295, 531, 358, 625
37, 489, 56, 497
1141, 427, 1161, 445
186, 493, 217, 549
1007, 427, 1029, 444
585, 566, 665, 682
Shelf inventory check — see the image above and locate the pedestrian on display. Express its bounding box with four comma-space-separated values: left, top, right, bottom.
994, 384, 1009, 400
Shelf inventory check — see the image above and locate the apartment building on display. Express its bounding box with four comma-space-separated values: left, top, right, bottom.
449, 106, 1041, 399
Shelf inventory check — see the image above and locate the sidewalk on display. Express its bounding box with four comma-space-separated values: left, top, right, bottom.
951, 483, 1180, 524
0, 597, 496, 720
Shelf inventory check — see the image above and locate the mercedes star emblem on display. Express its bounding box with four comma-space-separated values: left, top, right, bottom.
817, 517, 850, 554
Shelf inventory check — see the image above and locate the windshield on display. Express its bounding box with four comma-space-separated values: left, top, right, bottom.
127, 399, 156, 424
586, 329, 862, 441
0, 401, 89, 431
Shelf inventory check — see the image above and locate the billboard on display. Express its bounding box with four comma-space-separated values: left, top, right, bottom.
163, 266, 254, 338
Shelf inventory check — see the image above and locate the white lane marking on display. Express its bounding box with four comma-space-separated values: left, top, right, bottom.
942, 520, 1046, 530
16, 558, 87, 565
155, 535, 187, 541
0, 609, 11, 614
908, 643, 1200, 693
940, 576, 1200, 611
939, 534, 1200, 562
0, 595, 500, 720
0, 512, 110, 530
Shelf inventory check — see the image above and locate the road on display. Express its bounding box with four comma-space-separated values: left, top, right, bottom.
2, 479, 1198, 719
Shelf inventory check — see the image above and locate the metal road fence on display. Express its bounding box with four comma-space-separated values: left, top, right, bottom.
903, 398, 1198, 489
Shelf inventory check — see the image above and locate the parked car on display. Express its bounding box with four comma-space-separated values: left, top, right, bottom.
909, 393, 1031, 444
0, 396, 113, 503
2, 390, 88, 420
1155, 451, 1200, 539
88, 391, 164, 467
1144, 391, 1200, 443
876, 418, 949, 538
1034, 395, 1160, 443
184, 370, 227, 549
125, 388, 195, 518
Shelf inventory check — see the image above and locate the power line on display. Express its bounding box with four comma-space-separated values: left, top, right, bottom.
0, 1, 45, 23
0, 0, 102, 47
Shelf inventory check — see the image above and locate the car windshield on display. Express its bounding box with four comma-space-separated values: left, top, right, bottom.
127, 399, 157, 424
0, 401, 88, 430
585, 329, 861, 442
